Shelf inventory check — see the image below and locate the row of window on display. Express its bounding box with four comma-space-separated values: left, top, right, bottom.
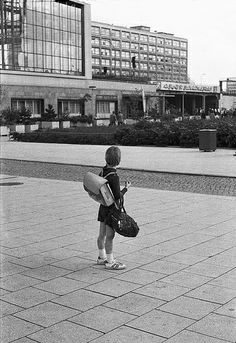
92, 68, 187, 81
92, 48, 187, 61
10, 98, 123, 116
93, 38, 187, 51
92, 26, 187, 48
92, 45, 187, 57
11, 99, 84, 116
92, 66, 187, 74
92, 58, 187, 71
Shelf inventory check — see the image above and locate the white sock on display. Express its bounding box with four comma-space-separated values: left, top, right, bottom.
107, 253, 114, 264
99, 249, 106, 259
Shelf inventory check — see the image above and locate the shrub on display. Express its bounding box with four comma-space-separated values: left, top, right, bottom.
41, 104, 57, 121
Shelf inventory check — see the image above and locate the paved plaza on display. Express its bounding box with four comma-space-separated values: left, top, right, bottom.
0, 141, 236, 342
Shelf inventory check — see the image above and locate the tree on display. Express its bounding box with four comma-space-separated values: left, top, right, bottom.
42, 104, 57, 121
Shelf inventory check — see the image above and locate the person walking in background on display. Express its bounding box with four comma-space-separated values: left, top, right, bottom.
97, 146, 131, 270
117, 111, 124, 125
109, 111, 117, 126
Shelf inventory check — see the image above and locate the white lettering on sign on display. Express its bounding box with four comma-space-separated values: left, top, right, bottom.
156, 82, 219, 93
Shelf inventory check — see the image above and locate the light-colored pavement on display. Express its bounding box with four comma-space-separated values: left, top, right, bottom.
1, 140, 236, 177
0, 141, 236, 342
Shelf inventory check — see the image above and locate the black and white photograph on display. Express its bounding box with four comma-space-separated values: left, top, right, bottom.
0, 0, 236, 342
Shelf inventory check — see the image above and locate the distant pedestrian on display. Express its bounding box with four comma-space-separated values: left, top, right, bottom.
109, 111, 117, 126
117, 111, 124, 125
97, 146, 131, 270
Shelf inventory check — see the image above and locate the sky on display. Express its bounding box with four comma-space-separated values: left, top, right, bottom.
86, 0, 236, 85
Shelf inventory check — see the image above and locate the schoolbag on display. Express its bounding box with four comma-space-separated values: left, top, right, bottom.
83, 171, 116, 206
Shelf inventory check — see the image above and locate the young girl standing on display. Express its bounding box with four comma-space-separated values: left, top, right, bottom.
97, 146, 131, 270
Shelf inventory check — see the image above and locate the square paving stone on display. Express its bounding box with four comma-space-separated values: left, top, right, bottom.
214, 298, 236, 318
127, 309, 194, 338
10, 338, 37, 343
183, 261, 232, 278
188, 313, 236, 342
65, 267, 114, 284
51, 256, 92, 271
159, 296, 220, 320
29, 321, 102, 343
14, 301, 80, 327
140, 260, 187, 275
162, 252, 207, 265
186, 284, 236, 304
0, 300, 23, 317
11, 254, 58, 268
22, 265, 71, 281
0, 261, 30, 277
164, 330, 228, 343
114, 268, 165, 285
89, 326, 165, 343
0, 274, 41, 291
104, 292, 165, 316
160, 271, 212, 289
69, 305, 136, 333
134, 281, 190, 301
1, 315, 41, 343
0, 287, 57, 308
209, 273, 236, 290
86, 278, 140, 297
52, 289, 112, 311
33, 276, 88, 295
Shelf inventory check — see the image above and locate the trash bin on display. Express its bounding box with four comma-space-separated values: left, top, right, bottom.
199, 129, 217, 152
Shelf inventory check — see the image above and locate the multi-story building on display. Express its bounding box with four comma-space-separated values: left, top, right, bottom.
91, 22, 188, 83
0, 0, 219, 124
0, 0, 92, 117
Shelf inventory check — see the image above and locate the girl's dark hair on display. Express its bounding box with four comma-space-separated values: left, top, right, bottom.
105, 146, 121, 167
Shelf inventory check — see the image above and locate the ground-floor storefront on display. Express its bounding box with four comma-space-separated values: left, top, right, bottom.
0, 71, 220, 125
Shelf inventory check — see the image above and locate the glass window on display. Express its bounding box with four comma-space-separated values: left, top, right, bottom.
11, 99, 43, 116
58, 99, 83, 116
1, 1, 84, 75
131, 43, 139, 50
149, 45, 156, 53
173, 40, 180, 47
92, 26, 100, 35
101, 49, 110, 56
112, 30, 120, 38
157, 47, 164, 54
173, 49, 179, 56
140, 44, 147, 51
96, 101, 112, 114
92, 37, 100, 45
180, 50, 187, 57
122, 31, 130, 39
101, 39, 110, 47
131, 33, 139, 41
149, 36, 156, 44
121, 51, 130, 59
165, 39, 172, 46
111, 40, 120, 48
165, 48, 172, 55
140, 35, 147, 42
180, 41, 187, 48
101, 27, 110, 36
157, 38, 164, 45
122, 41, 130, 49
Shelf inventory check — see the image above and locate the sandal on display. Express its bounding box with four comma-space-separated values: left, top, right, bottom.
105, 261, 126, 270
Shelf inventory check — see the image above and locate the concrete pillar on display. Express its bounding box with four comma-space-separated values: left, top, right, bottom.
182, 93, 185, 118
162, 96, 165, 115
192, 96, 196, 115
202, 95, 206, 112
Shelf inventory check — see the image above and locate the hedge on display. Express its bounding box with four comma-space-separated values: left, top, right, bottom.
12, 118, 236, 148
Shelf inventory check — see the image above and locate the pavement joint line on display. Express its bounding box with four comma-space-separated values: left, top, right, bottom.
1, 158, 236, 179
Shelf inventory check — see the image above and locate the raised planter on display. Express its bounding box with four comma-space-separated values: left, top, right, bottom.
0, 126, 10, 136
40, 121, 60, 130
9, 124, 25, 133
25, 124, 39, 132
59, 121, 71, 129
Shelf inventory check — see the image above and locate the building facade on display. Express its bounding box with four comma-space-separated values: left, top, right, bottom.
0, 0, 219, 124
0, 0, 92, 117
91, 22, 188, 84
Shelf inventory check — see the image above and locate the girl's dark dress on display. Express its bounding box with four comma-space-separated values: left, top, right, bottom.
97, 166, 127, 224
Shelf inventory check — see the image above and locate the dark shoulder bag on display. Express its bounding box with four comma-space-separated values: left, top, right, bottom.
106, 204, 139, 238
